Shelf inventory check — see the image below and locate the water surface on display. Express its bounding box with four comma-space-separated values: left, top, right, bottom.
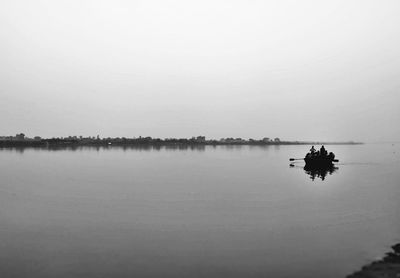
1, 144, 399, 277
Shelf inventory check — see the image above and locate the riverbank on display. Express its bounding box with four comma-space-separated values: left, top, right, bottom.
347, 244, 400, 278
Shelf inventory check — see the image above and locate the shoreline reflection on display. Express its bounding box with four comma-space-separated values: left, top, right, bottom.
0, 144, 209, 153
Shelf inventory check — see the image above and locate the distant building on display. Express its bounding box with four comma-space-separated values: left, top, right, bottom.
274, 137, 280, 142
196, 136, 206, 142
262, 137, 270, 142
34, 136, 41, 141
15, 133, 25, 140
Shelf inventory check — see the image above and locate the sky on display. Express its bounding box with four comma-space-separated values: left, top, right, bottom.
1, 0, 399, 142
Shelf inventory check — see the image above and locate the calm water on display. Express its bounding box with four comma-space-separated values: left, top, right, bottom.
0, 144, 399, 278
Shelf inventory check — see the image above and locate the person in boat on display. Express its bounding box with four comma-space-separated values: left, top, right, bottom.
310, 146, 316, 156
320, 145, 327, 157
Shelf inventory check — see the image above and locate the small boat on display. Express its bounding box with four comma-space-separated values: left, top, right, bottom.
290, 145, 339, 167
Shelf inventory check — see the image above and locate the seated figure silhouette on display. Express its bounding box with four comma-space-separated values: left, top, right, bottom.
320, 145, 327, 157
310, 145, 316, 155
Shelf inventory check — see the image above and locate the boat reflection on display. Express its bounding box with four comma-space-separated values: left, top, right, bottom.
303, 164, 338, 181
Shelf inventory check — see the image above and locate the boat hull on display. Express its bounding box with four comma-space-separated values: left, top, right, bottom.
304, 157, 334, 167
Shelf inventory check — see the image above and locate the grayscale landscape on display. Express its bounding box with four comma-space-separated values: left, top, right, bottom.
1, 1, 399, 277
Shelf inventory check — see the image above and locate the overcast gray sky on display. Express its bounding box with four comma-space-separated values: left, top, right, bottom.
1, 0, 399, 142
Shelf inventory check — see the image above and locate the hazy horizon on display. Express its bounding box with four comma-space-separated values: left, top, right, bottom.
1, 0, 399, 142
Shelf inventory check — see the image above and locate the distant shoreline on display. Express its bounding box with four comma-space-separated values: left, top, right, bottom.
0, 139, 363, 149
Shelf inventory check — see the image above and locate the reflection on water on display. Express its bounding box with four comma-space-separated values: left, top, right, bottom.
303, 164, 339, 181
0, 144, 209, 153
289, 163, 339, 181
0, 144, 279, 154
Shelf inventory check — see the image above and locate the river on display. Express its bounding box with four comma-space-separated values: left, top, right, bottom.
0, 144, 399, 277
